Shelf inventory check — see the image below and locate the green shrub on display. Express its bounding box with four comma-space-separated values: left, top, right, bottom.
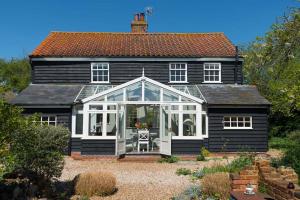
11, 124, 69, 179
176, 168, 192, 176
196, 154, 205, 161
269, 137, 294, 150
282, 143, 300, 183
192, 154, 253, 179
258, 182, 267, 194
201, 147, 210, 157
172, 185, 202, 200
158, 156, 179, 163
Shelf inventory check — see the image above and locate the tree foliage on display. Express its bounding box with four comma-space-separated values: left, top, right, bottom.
0, 100, 69, 180
243, 7, 300, 136
0, 58, 31, 92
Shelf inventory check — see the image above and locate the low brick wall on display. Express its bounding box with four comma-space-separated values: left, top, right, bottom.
257, 160, 300, 200
230, 160, 300, 200
230, 165, 259, 192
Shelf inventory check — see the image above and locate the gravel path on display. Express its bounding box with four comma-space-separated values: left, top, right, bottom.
61, 156, 235, 200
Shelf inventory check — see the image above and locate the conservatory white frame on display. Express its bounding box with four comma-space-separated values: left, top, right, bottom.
71, 76, 208, 141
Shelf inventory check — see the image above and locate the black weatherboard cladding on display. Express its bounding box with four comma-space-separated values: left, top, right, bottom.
81, 140, 116, 155
172, 139, 209, 154
31, 61, 243, 84
207, 108, 269, 152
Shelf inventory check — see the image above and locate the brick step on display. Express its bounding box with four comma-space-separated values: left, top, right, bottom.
118, 155, 162, 162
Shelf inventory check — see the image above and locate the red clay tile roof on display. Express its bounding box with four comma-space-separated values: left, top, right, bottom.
30, 32, 236, 58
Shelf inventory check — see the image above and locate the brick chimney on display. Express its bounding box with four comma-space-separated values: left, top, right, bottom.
131, 13, 148, 33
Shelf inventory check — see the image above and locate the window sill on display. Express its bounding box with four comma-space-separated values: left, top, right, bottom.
90, 81, 110, 84
223, 127, 253, 130
168, 81, 189, 84
202, 81, 222, 84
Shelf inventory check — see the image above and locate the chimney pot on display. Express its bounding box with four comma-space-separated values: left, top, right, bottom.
131, 12, 148, 33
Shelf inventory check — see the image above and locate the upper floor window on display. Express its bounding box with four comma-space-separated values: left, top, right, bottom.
169, 63, 187, 83
91, 63, 109, 83
203, 63, 221, 83
223, 116, 252, 129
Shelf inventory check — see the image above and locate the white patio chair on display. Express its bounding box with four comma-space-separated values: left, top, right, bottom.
138, 130, 149, 152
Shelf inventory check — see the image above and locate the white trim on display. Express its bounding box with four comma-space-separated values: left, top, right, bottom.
82, 136, 116, 140
169, 63, 188, 83
82, 76, 204, 103
172, 136, 203, 140
90, 63, 110, 83
203, 63, 222, 83
31, 57, 244, 62
39, 115, 57, 126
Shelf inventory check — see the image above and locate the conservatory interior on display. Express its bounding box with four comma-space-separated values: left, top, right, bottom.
72, 76, 208, 155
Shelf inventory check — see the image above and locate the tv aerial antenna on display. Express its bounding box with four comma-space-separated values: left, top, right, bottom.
144, 6, 153, 20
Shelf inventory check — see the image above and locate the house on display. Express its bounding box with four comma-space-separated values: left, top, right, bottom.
11, 13, 270, 157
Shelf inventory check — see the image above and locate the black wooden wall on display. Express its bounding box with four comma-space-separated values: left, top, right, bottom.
31, 61, 243, 85
207, 107, 269, 152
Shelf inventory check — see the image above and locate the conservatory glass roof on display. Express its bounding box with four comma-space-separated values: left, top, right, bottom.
75, 78, 204, 103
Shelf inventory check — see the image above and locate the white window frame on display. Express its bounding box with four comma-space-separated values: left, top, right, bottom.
169, 63, 188, 83
91, 63, 110, 83
203, 63, 222, 83
223, 116, 253, 129
39, 115, 57, 126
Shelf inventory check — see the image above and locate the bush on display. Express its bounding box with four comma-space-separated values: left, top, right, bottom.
11, 124, 69, 179
158, 156, 179, 163
202, 172, 230, 200
75, 172, 117, 197
196, 154, 205, 161
269, 137, 294, 150
176, 168, 192, 176
201, 147, 210, 157
227, 154, 254, 173
172, 185, 202, 200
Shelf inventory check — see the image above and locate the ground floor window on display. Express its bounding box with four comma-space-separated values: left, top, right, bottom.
183, 113, 196, 136
223, 116, 252, 129
89, 113, 103, 136
36, 115, 57, 126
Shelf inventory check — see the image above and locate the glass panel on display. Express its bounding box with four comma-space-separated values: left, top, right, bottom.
76, 114, 83, 135
49, 116, 56, 121
163, 89, 178, 101
89, 105, 103, 110
107, 105, 116, 110
245, 122, 251, 127
183, 105, 196, 110
49, 122, 56, 126
224, 117, 230, 122
107, 113, 116, 136
171, 114, 179, 136
183, 114, 196, 136
89, 113, 103, 136
126, 105, 137, 128
224, 122, 230, 127
42, 116, 48, 122
202, 114, 206, 135
107, 89, 123, 101
126, 82, 142, 101
144, 82, 160, 101
171, 105, 179, 110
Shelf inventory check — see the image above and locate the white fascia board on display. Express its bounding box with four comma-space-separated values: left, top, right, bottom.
31, 57, 244, 62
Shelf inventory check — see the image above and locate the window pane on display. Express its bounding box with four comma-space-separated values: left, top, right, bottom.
245, 117, 251, 122
126, 82, 142, 101
49, 116, 56, 121
171, 114, 179, 136
183, 114, 196, 136
144, 82, 160, 101
163, 90, 178, 101
224, 117, 230, 122
183, 105, 196, 110
107, 105, 116, 110
107, 89, 123, 101
42, 116, 48, 121
224, 122, 230, 127
202, 114, 206, 135
89, 113, 103, 136
49, 122, 56, 126
107, 113, 116, 136
171, 105, 179, 110
76, 114, 83, 135
89, 105, 103, 110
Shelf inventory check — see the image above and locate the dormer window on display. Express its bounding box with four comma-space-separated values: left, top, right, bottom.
91, 63, 109, 83
203, 63, 221, 83
169, 63, 188, 83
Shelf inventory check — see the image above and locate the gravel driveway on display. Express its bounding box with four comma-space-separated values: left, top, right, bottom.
61, 156, 234, 200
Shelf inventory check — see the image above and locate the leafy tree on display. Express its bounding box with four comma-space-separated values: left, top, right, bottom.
0, 58, 31, 92
242, 7, 300, 136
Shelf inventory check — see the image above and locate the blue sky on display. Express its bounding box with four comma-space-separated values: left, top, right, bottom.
0, 0, 298, 59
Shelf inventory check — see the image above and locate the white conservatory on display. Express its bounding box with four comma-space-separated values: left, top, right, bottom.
71, 75, 208, 156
